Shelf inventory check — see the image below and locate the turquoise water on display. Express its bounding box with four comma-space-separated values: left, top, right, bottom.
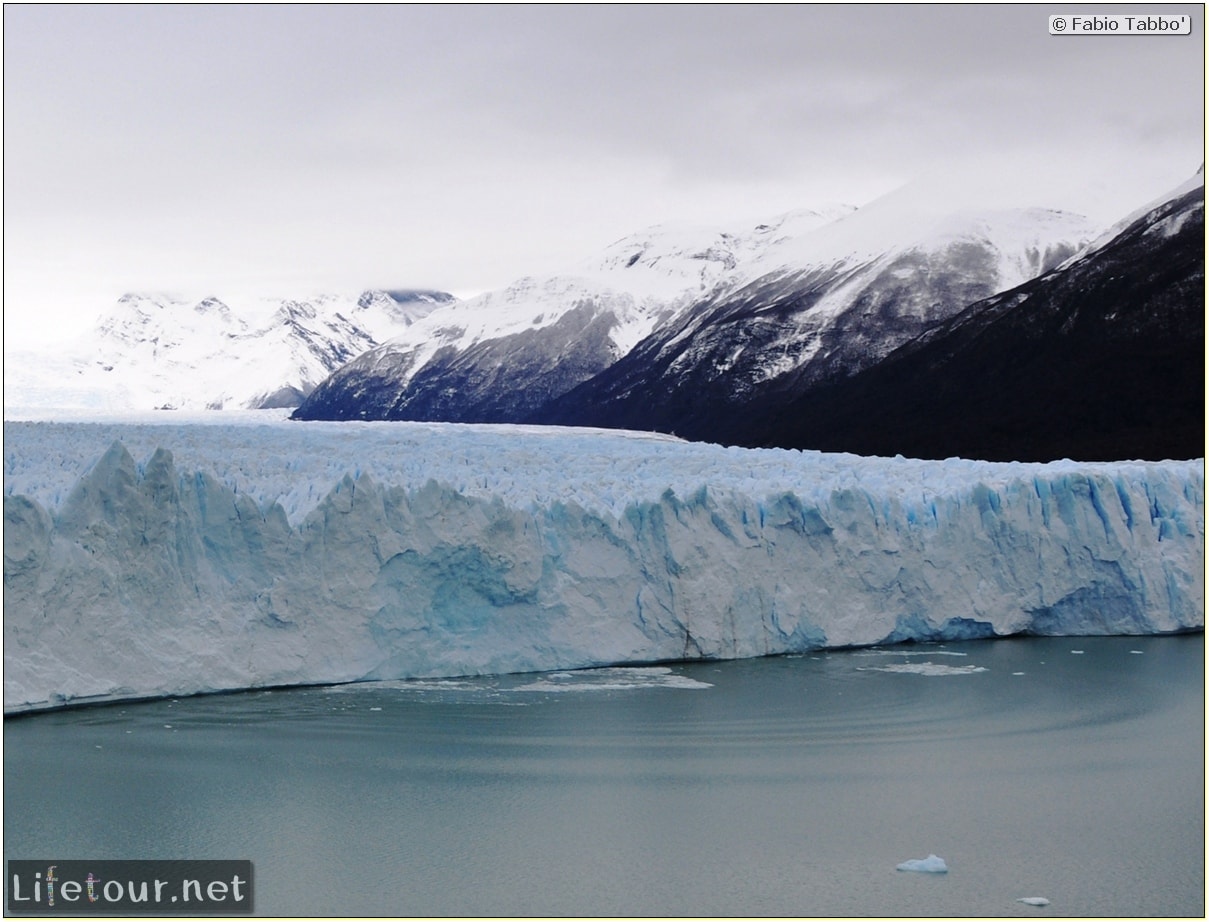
4, 635, 1204, 916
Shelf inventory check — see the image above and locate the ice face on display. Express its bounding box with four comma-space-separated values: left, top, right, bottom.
3, 417, 1203, 712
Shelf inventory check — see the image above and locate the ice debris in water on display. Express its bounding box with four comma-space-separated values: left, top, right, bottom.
514, 666, 712, 692
859, 663, 986, 676
896, 854, 948, 873
1016, 896, 1050, 906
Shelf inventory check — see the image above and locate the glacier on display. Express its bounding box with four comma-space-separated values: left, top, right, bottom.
3, 414, 1203, 713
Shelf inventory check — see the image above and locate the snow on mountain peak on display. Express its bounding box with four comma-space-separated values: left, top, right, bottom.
7, 289, 459, 413
579, 204, 858, 302
349, 204, 864, 400
10, 179, 1118, 424
741, 183, 1099, 291
356, 288, 453, 329
292, 191, 1105, 426
1057, 167, 1205, 270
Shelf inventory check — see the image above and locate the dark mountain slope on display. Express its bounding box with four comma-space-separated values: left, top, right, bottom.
533, 234, 1080, 439
737, 180, 1205, 461
296, 300, 621, 422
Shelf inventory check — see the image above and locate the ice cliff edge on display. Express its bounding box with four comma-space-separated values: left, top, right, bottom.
4, 421, 1203, 712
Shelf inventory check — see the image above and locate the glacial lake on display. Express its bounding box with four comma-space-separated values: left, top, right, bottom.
4, 635, 1203, 917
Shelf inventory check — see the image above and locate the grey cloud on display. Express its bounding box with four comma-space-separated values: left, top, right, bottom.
3, 4, 1203, 347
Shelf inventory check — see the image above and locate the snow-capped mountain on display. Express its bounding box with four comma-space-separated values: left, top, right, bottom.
294, 198, 1090, 424
535, 194, 1095, 435
6, 289, 456, 412
291, 206, 856, 421
729, 168, 1205, 462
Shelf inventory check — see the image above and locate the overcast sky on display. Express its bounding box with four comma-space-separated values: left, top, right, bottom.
4, 3, 1204, 347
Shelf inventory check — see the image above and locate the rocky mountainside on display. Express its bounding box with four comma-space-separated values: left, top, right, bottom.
293, 198, 1091, 425
16, 170, 1198, 465
727, 171, 1205, 461
291, 207, 856, 422
536, 195, 1093, 438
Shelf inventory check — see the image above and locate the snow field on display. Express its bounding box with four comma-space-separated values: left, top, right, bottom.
5, 414, 1198, 525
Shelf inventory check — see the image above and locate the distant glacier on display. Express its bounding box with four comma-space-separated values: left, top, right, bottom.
3, 414, 1203, 712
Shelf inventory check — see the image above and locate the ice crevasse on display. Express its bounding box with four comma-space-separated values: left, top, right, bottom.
3, 418, 1204, 712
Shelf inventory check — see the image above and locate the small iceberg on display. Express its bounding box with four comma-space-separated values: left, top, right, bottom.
1016, 896, 1050, 906
859, 663, 986, 676
896, 854, 948, 873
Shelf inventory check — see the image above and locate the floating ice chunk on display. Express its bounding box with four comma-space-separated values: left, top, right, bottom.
1016, 896, 1050, 906
896, 854, 948, 873
515, 666, 712, 692
1012, 671, 1026, 676
855, 650, 969, 657
394, 680, 481, 692
860, 663, 987, 676
1070, 650, 1084, 654
1130, 650, 1144, 655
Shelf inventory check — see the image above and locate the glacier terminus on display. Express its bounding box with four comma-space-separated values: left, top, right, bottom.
3, 415, 1203, 713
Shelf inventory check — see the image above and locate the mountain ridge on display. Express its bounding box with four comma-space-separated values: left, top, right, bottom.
293, 196, 1094, 427
11, 169, 1201, 465
531, 203, 1096, 436
724, 174, 1205, 462
5, 289, 457, 412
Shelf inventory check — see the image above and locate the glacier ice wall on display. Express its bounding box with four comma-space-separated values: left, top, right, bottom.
4, 418, 1203, 712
